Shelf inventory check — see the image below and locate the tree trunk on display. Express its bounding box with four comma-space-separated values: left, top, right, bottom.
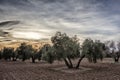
75, 55, 85, 69
12, 57, 16, 61
32, 56, 35, 63
63, 58, 71, 68
114, 57, 119, 63
0, 54, 1, 59
22, 57, 25, 62
93, 58, 97, 63
93, 55, 97, 63
32, 58, 35, 63
67, 57, 73, 68
22, 58, 25, 61
38, 57, 41, 61
113, 53, 119, 63
22, 53, 26, 62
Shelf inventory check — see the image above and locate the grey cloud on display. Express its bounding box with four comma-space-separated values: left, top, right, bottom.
0, 8, 4, 13
0, 0, 120, 41
0, 0, 30, 6
40, 0, 65, 3
0, 21, 20, 27
0, 30, 11, 38
78, 30, 120, 36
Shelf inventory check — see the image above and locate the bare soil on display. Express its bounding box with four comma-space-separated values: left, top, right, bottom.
0, 58, 120, 80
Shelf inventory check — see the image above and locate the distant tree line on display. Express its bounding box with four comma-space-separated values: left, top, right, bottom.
0, 31, 120, 69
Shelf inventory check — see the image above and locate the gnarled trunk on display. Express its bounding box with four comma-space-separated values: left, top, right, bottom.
63, 58, 73, 69
75, 55, 85, 69
67, 57, 73, 68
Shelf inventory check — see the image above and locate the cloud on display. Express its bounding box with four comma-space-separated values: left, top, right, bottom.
0, 30, 11, 38
0, 20, 20, 27
0, 0, 120, 41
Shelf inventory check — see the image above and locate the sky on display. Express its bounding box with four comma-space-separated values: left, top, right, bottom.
0, 0, 120, 42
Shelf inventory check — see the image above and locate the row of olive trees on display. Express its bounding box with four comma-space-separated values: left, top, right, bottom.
0, 32, 119, 69
41, 32, 106, 69
42, 32, 120, 68
0, 43, 42, 63
0, 47, 15, 61
16, 43, 42, 63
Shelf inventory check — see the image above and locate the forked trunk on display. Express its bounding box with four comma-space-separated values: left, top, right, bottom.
67, 57, 73, 68
63, 58, 73, 69
75, 55, 85, 69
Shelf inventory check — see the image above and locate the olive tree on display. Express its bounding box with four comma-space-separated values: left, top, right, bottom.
16, 43, 34, 62
31, 49, 39, 63
2, 47, 14, 61
76, 39, 105, 68
37, 48, 42, 61
116, 42, 120, 62
51, 32, 80, 69
0, 50, 2, 59
40, 44, 55, 64
81, 39, 105, 64
105, 41, 120, 63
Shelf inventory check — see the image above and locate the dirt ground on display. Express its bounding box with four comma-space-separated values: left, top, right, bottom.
0, 58, 120, 80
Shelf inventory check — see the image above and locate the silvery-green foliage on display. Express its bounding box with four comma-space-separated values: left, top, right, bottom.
41, 44, 55, 64
51, 32, 80, 60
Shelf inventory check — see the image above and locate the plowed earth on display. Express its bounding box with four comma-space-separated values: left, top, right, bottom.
0, 58, 120, 80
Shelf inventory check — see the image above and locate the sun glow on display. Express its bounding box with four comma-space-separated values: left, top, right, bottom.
12, 32, 45, 40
